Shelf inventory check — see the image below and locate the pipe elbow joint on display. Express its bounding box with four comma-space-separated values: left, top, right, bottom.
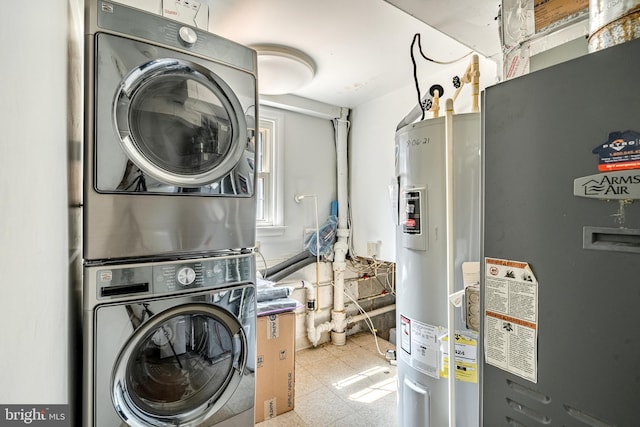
332, 310, 347, 332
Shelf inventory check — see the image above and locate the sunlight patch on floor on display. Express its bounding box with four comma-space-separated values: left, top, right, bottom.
348, 376, 397, 403
331, 365, 397, 404
332, 365, 390, 390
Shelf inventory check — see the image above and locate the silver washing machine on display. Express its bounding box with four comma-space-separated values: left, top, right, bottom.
84, 0, 258, 261
83, 252, 256, 426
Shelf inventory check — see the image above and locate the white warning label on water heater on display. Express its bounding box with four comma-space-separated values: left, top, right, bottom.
484, 258, 538, 383
400, 315, 411, 354
401, 315, 441, 379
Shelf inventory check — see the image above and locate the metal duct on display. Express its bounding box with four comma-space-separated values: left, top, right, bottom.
589, 0, 640, 51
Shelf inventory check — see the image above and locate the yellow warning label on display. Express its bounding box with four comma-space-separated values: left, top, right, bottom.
439, 334, 478, 383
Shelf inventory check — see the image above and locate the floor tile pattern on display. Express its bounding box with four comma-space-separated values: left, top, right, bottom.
256, 333, 397, 427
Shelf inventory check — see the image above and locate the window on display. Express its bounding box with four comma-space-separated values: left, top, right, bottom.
256, 119, 272, 224
256, 111, 284, 234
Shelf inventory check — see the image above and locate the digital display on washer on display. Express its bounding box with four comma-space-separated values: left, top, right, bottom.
97, 266, 153, 299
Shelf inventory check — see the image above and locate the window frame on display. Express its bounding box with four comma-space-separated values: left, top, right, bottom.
255, 109, 285, 235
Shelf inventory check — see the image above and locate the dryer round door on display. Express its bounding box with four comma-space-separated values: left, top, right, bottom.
114, 58, 248, 187
111, 303, 247, 426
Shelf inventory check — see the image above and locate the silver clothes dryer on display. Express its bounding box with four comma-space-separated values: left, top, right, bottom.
84, 1, 258, 260
83, 252, 256, 426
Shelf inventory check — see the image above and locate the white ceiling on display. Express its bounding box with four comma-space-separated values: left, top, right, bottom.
384, 0, 503, 59
208, 0, 502, 108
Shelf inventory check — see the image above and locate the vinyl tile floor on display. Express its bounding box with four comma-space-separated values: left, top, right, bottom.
255, 332, 398, 427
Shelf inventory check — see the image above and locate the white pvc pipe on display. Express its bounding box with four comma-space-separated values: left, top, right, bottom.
308, 303, 395, 346
471, 54, 480, 113
272, 280, 308, 289
347, 304, 396, 325
294, 194, 321, 311
330, 107, 351, 345
306, 107, 351, 347
444, 98, 456, 427
306, 309, 335, 346
335, 108, 350, 233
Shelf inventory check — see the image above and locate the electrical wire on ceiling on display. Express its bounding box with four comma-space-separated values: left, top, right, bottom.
410, 33, 473, 120
411, 33, 473, 65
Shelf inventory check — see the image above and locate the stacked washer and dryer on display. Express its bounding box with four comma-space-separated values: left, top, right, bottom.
82, 1, 258, 426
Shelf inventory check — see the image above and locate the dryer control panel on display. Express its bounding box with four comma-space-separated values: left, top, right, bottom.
94, 0, 255, 73
93, 253, 254, 300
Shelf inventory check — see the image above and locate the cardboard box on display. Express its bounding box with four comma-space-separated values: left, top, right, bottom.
255, 312, 295, 423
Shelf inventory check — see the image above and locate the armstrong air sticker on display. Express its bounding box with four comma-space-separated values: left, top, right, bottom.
592, 130, 640, 172
573, 130, 640, 200
574, 170, 640, 199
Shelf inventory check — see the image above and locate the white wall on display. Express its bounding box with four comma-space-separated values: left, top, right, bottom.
0, 0, 70, 404
350, 57, 498, 262
257, 106, 337, 264
255, 106, 340, 349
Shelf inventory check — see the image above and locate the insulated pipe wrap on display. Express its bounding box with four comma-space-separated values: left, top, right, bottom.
267, 256, 316, 282
264, 251, 315, 279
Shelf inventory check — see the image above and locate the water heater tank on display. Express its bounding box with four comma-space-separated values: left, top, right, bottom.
395, 112, 481, 427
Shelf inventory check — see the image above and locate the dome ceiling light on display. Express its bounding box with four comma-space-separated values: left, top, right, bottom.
253, 45, 316, 95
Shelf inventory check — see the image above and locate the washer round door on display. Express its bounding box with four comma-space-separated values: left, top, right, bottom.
113, 57, 248, 187
111, 303, 247, 426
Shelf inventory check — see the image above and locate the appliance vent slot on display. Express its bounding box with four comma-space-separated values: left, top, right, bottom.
506, 379, 552, 404
101, 282, 150, 297
506, 398, 551, 424
583, 226, 640, 254
564, 404, 616, 427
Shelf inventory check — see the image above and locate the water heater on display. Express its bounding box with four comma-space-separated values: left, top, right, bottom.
395, 112, 481, 426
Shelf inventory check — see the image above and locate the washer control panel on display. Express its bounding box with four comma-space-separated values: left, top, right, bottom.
95, 253, 254, 299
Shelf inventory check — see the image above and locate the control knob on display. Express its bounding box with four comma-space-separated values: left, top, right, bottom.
178, 26, 197, 47
177, 266, 196, 286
